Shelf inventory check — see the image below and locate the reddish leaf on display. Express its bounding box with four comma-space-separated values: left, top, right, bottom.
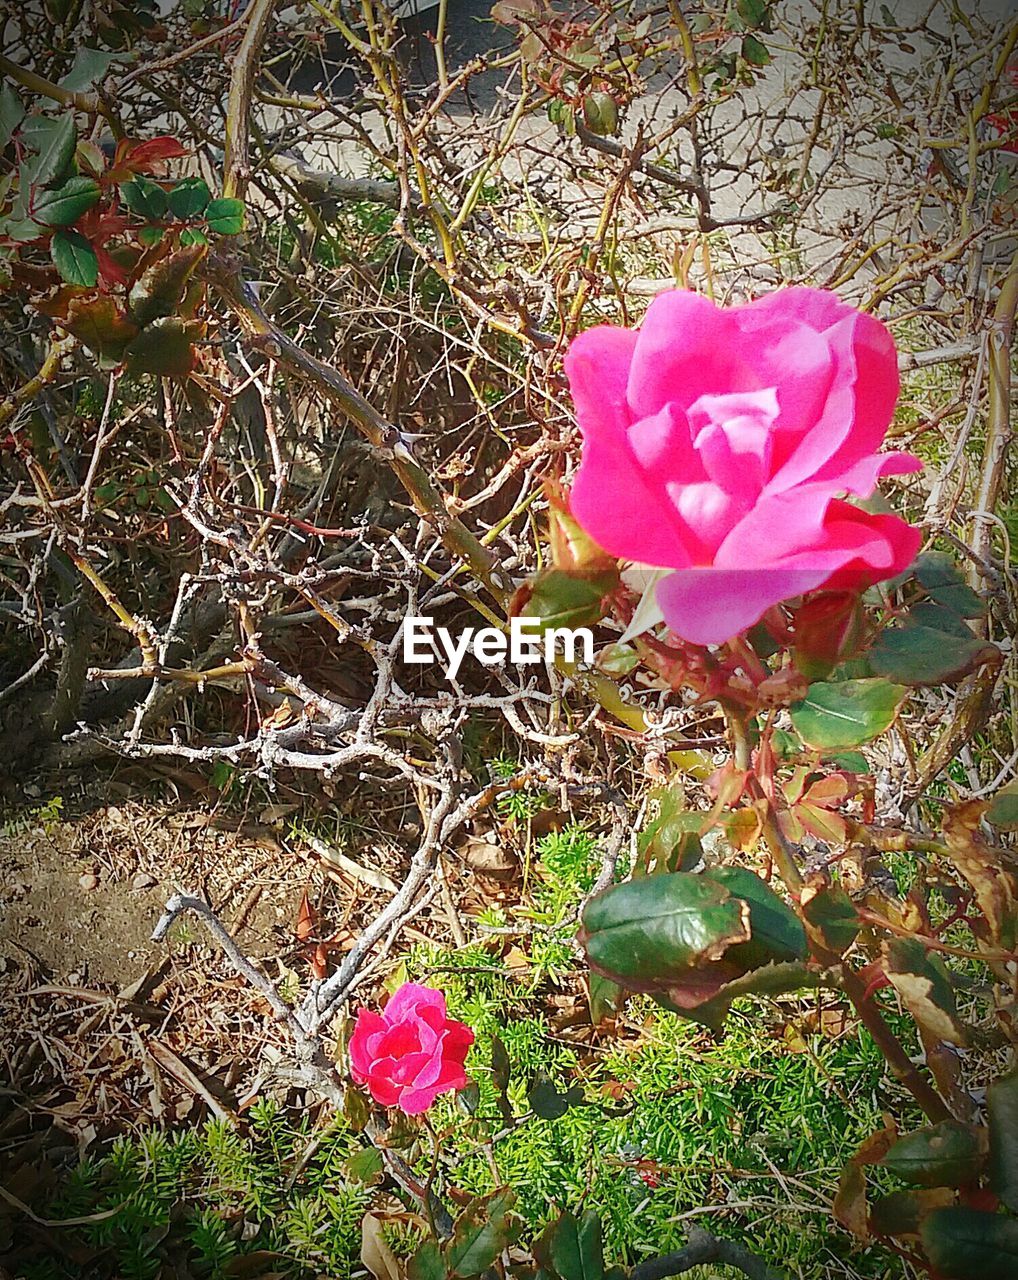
114, 135, 188, 177
295, 888, 315, 942
58, 295, 138, 365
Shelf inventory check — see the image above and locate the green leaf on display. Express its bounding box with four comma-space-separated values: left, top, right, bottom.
587, 971, 624, 1024
742, 34, 771, 65
920, 1207, 1018, 1279
528, 1074, 585, 1120
636, 785, 703, 875
124, 317, 198, 376
138, 225, 165, 247
120, 176, 168, 220
167, 176, 210, 220
535, 1210, 605, 1280
33, 176, 101, 227
801, 882, 860, 958
522, 568, 618, 634
444, 1190, 517, 1277
915, 551, 986, 617
988, 1071, 1018, 1212
579, 873, 750, 991
179, 227, 208, 247
0, 84, 25, 150
490, 1033, 513, 1125
870, 609, 997, 686
5, 216, 43, 243
703, 865, 807, 968
50, 229, 98, 287
882, 1121, 984, 1189
21, 113, 77, 187
655, 960, 819, 1031
204, 196, 245, 234
791, 678, 907, 749
408, 1240, 447, 1280
344, 1145, 383, 1185
882, 937, 966, 1047
59, 47, 126, 91
869, 1188, 954, 1238
127, 243, 206, 327
599, 643, 638, 675
827, 750, 870, 773
737, 0, 768, 26
986, 781, 1018, 831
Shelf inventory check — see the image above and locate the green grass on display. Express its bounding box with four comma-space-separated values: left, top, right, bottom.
27, 825, 915, 1279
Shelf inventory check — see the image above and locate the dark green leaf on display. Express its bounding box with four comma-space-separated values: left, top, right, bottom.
915, 551, 986, 617
535, 1210, 605, 1280
59, 46, 125, 91
986, 781, 1018, 832
791, 678, 907, 749
124, 317, 198, 377
179, 227, 208, 247
458, 1079, 480, 1114
920, 1207, 1018, 1279
522, 568, 618, 634
0, 84, 25, 150
344, 1146, 383, 1185
988, 1071, 1018, 1211
137, 225, 164, 247
528, 1074, 585, 1120
167, 176, 210, 220
50, 228, 98, 286
870, 612, 997, 687
490, 1034, 513, 1124
5, 216, 43, 242
637, 785, 703, 875
445, 1189, 517, 1277
870, 1188, 954, 1237
33, 176, 101, 227
120, 176, 168, 219
704, 866, 807, 967
204, 196, 245, 235
587, 971, 624, 1025
408, 1240, 447, 1280
579, 873, 750, 991
882, 937, 966, 1047
742, 34, 771, 65
738, 0, 768, 26
801, 882, 860, 958
882, 1121, 984, 1189
656, 960, 819, 1031
827, 751, 871, 773
21, 113, 77, 186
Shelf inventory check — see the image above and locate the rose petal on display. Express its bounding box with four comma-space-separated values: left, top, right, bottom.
383, 982, 446, 1022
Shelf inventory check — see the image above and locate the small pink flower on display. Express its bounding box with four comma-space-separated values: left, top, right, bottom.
564, 288, 923, 646
348, 982, 474, 1115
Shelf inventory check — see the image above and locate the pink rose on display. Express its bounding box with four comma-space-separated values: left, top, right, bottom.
348, 982, 474, 1115
564, 288, 923, 646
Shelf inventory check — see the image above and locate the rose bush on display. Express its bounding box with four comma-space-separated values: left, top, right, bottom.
564, 288, 923, 645
349, 982, 473, 1114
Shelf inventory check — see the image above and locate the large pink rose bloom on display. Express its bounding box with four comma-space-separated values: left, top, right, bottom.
564, 288, 923, 646
349, 982, 473, 1115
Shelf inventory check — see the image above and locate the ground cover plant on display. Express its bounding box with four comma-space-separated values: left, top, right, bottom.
1, 1, 1017, 1278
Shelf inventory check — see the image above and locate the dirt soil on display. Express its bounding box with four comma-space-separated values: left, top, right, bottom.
0, 789, 425, 1179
